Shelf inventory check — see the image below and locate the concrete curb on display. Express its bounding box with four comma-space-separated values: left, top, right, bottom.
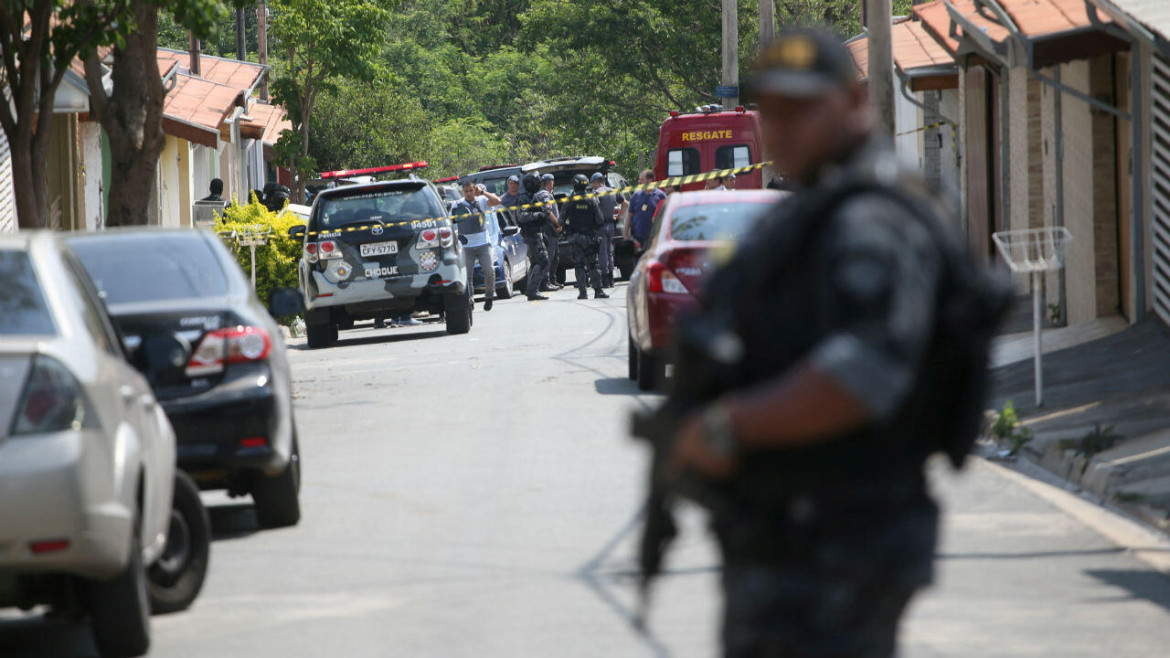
990, 433, 1170, 536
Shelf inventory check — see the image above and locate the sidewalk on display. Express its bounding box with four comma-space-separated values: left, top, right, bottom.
990, 320, 1170, 531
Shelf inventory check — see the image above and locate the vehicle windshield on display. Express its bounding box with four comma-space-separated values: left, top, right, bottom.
70, 235, 230, 305
669, 201, 773, 242
472, 173, 516, 197
0, 250, 56, 335
314, 186, 445, 230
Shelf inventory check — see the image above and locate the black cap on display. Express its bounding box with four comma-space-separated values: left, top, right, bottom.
752, 28, 856, 98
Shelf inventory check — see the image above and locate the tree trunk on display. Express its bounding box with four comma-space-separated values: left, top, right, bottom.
294, 122, 311, 203
10, 135, 48, 229
91, 3, 168, 226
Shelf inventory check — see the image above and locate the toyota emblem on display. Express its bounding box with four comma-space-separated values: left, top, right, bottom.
371, 225, 384, 236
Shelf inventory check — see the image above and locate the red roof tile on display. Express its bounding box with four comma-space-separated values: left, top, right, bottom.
243, 102, 293, 146
164, 74, 238, 132
197, 56, 265, 94
846, 37, 869, 81
916, 0, 1111, 50
847, 20, 957, 81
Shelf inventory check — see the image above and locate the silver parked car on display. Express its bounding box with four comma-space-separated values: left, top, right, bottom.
0, 232, 180, 657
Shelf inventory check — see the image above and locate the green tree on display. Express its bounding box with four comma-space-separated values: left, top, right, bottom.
309, 78, 432, 173
82, 0, 226, 226
268, 0, 395, 202
0, 0, 141, 228
426, 118, 510, 180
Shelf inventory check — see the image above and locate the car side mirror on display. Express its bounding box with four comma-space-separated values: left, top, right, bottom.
269, 287, 305, 317
288, 225, 306, 240
502, 226, 520, 237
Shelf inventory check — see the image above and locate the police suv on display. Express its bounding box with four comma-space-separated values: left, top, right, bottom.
289, 167, 471, 348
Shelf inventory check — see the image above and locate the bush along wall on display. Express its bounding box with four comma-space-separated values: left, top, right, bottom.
216, 196, 303, 325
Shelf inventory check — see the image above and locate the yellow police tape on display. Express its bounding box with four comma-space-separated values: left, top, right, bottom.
895, 120, 952, 137
277, 161, 773, 240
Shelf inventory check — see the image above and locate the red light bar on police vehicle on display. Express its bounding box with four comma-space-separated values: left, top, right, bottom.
433, 176, 460, 183
319, 161, 428, 180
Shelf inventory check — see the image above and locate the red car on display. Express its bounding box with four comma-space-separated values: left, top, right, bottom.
626, 189, 786, 390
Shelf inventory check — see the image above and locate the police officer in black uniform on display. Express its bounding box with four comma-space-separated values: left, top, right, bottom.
561, 174, 610, 300
518, 173, 552, 301
666, 29, 955, 657
539, 173, 563, 291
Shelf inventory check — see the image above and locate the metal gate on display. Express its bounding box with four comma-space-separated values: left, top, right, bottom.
0, 131, 14, 233
1151, 54, 1170, 325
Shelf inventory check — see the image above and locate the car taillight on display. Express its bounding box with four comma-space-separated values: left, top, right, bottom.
185, 326, 271, 377
417, 229, 440, 249
304, 242, 319, 263
10, 355, 98, 436
439, 227, 453, 247
317, 240, 341, 260
646, 261, 689, 295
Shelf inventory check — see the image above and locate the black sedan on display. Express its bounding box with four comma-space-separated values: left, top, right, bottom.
68, 230, 302, 529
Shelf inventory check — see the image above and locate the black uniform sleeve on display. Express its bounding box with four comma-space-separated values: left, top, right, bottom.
806, 195, 941, 422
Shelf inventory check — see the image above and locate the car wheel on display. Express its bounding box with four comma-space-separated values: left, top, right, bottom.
306, 322, 336, 349
497, 260, 514, 299
84, 508, 151, 658
444, 292, 472, 335
628, 334, 638, 381
636, 347, 661, 392
147, 471, 210, 615
251, 437, 301, 529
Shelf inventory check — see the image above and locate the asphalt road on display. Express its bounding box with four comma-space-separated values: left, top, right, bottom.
5, 282, 1170, 657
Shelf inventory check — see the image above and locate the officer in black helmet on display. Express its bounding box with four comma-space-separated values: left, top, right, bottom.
516, 173, 552, 301
561, 174, 609, 300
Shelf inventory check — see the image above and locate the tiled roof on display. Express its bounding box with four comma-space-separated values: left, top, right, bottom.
163, 74, 238, 132
917, 0, 1112, 49
846, 20, 958, 81
157, 50, 184, 78
159, 49, 265, 95
914, 1, 963, 53
1008, 0, 1109, 37
895, 20, 957, 71
845, 37, 869, 81
243, 102, 292, 146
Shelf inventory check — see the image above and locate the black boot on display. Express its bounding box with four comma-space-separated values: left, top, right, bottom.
577, 289, 588, 300
594, 289, 609, 299
484, 297, 493, 311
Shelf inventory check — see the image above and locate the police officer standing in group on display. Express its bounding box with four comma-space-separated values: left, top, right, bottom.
591, 172, 627, 288
539, 173, 564, 291
561, 174, 610, 300
517, 173, 553, 301
658, 29, 979, 657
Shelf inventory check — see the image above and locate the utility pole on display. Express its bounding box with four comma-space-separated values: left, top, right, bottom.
257, 1, 269, 101
721, 0, 739, 109
759, 0, 774, 47
188, 33, 201, 76
865, 0, 895, 136
235, 8, 246, 61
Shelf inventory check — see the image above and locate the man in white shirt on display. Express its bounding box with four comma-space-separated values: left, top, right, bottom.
452, 180, 502, 311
